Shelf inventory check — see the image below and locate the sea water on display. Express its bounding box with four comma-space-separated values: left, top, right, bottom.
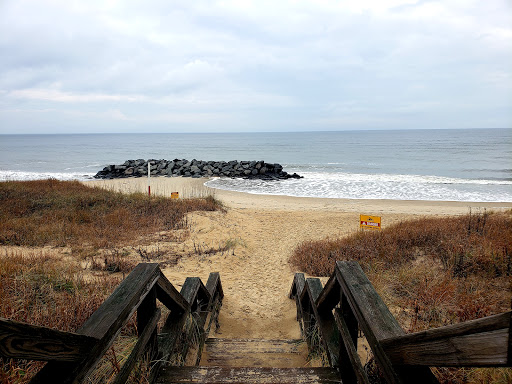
0, 129, 511, 202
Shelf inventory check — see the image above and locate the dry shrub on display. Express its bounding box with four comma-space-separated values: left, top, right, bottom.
0, 179, 221, 249
0, 250, 123, 383
291, 210, 512, 280
290, 210, 512, 384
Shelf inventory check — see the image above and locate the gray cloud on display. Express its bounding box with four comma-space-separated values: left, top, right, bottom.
0, 0, 511, 133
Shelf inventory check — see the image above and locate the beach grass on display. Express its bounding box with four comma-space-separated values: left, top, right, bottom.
0, 179, 222, 383
291, 209, 512, 383
0, 179, 220, 248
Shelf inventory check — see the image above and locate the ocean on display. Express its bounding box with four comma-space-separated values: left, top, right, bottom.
0, 129, 511, 202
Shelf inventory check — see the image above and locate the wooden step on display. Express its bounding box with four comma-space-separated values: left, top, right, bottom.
156, 366, 341, 383
200, 338, 308, 367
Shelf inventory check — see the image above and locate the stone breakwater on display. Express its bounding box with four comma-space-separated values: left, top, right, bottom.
94, 159, 303, 180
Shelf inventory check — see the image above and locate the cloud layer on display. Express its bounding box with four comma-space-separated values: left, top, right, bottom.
1, 0, 511, 133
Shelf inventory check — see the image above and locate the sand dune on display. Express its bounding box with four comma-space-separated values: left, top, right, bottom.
85, 177, 512, 339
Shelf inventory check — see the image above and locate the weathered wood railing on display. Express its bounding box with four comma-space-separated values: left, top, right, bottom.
290, 260, 511, 384
0, 263, 223, 384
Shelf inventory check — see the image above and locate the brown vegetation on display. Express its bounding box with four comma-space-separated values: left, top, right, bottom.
0, 179, 220, 248
0, 179, 221, 383
290, 209, 512, 383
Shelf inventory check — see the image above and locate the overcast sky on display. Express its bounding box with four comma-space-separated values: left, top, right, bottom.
0, 0, 511, 134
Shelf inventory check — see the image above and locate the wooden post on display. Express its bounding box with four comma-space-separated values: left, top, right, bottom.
137, 286, 158, 360
148, 161, 151, 197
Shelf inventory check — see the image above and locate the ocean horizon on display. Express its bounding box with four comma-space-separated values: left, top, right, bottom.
1, 128, 511, 202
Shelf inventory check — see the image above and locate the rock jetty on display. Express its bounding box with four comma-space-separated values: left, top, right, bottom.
94, 159, 302, 180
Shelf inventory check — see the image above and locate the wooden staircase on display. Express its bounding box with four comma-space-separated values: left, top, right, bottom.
156, 338, 341, 383
1, 262, 511, 384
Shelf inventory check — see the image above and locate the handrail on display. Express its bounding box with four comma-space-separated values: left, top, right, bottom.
0, 318, 97, 362
0, 263, 223, 384
290, 260, 511, 384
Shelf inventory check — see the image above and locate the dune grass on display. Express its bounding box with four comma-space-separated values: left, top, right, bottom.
290, 209, 512, 383
0, 179, 220, 248
0, 179, 221, 383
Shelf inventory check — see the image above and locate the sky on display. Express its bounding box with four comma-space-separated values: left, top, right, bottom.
0, 0, 511, 134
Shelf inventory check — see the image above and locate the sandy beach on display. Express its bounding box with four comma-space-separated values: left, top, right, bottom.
85, 177, 512, 340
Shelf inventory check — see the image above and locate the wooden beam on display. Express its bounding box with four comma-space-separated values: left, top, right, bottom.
315, 274, 340, 312
336, 261, 438, 384
205, 272, 223, 299
112, 308, 161, 384
289, 273, 306, 299
156, 271, 190, 314
290, 273, 306, 336
306, 278, 340, 368
150, 309, 190, 382
334, 309, 370, 384
0, 318, 97, 362
30, 263, 161, 384
180, 277, 211, 308
137, 286, 158, 360
382, 311, 511, 367
156, 366, 342, 384
306, 278, 323, 303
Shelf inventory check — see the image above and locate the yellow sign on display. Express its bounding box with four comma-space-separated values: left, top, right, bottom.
171, 192, 179, 199
360, 215, 381, 230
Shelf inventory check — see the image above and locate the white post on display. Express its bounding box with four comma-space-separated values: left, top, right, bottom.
148, 161, 151, 197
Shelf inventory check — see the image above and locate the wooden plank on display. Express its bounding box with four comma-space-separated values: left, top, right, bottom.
180, 277, 211, 308
204, 338, 304, 354
315, 274, 340, 312
195, 284, 224, 366
382, 311, 511, 367
205, 272, 223, 299
0, 318, 97, 362
204, 297, 222, 337
334, 309, 370, 384
30, 263, 161, 384
336, 261, 438, 384
156, 366, 342, 384
156, 271, 190, 314
290, 273, 306, 335
112, 308, 161, 384
79, 263, 161, 339
137, 286, 158, 360
341, 293, 359, 347
306, 278, 340, 368
306, 278, 323, 302
179, 277, 211, 365
336, 261, 404, 341
201, 338, 306, 368
149, 310, 190, 382
288, 273, 305, 299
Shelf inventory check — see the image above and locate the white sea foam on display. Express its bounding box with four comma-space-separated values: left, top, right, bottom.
0, 170, 94, 181
205, 172, 512, 202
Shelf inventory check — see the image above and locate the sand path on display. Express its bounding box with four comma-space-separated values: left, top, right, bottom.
160, 207, 419, 340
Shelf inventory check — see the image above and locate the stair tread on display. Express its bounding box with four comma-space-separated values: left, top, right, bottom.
200, 338, 309, 368
157, 366, 341, 384
205, 338, 304, 353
